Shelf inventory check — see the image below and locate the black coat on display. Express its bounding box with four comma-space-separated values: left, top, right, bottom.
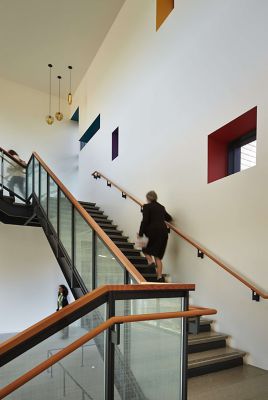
56, 295, 69, 311
139, 201, 172, 259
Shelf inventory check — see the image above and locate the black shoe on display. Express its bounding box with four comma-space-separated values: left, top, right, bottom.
148, 262, 156, 269
157, 277, 165, 282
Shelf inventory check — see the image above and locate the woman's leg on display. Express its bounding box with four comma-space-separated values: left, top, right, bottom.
144, 253, 154, 265
155, 257, 163, 279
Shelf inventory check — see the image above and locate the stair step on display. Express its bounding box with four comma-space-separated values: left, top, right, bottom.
121, 248, 141, 256
98, 223, 117, 230
79, 201, 96, 207
128, 256, 148, 265
188, 347, 246, 377
133, 263, 156, 272
198, 318, 213, 332
92, 217, 111, 223
142, 273, 167, 282
103, 228, 123, 235
86, 210, 104, 216
188, 332, 228, 353
113, 241, 135, 249
107, 231, 128, 242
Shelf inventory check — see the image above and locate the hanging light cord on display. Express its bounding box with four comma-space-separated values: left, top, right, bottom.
68, 65, 72, 93
58, 76, 61, 112
48, 64, 53, 115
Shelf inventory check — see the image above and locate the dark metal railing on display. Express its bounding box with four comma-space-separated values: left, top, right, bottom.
24, 153, 146, 300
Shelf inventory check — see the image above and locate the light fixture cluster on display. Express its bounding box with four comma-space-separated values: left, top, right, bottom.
46, 64, 73, 125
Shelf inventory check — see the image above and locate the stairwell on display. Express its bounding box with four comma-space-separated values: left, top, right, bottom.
0, 194, 247, 379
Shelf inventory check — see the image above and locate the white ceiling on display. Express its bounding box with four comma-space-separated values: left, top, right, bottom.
0, 0, 126, 96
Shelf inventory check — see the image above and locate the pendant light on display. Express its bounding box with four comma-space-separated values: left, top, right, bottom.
55, 76, 63, 121
67, 65, 73, 105
46, 64, 54, 125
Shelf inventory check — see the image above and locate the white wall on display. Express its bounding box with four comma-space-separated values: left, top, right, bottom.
0, 76, 79, 194
0, 76, 78, 333
73, 0, 268, 369
0, 224, 74, 333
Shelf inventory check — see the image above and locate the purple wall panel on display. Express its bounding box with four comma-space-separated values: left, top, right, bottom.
112, 128, 119, 160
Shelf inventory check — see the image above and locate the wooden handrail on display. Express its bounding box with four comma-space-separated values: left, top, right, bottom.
0, 147, 26, 168
0, 283, 195, 358
0, 306, 216, 399
92, 171, 268, 299
33, 153, 146, 284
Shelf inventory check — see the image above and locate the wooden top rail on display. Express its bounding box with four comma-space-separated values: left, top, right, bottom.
0, 305, 216, 399
33, 153, 145, 284
92, 171, 143, 207
92, 171, 268, 300
0, 147, 26, 168
0, 284, 195, 359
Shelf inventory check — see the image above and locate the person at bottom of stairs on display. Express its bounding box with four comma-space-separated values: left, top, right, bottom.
56, 284, 69, 338
137, 190, 172, 282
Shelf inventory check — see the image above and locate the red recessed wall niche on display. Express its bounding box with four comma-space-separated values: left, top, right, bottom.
207, 106, 257, 183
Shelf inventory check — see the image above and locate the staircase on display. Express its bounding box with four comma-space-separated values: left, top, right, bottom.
188, 318, 246, 377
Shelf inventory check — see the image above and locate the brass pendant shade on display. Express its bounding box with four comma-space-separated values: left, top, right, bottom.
68, 92, 72, 105
46, 115, 54, 125
46, 64, 54, 125
55, 75, 63, 121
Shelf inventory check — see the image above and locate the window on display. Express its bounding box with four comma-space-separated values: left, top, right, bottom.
156, 0, 174, 30
71, 107, 79, 122
228, 131, 256, 175
112, 128, 119, 161
79, 114, 100, 151
208, 107, 257, 183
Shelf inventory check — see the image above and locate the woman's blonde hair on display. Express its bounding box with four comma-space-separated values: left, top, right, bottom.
146, 190, 158, 202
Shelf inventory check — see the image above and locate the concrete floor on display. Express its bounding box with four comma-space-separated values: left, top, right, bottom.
188, 365, 268, 400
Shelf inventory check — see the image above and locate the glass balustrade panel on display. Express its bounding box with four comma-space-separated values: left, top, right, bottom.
4, 329, 105, 400
48, 177, 58, 233
74, 210, 93, 291
34, 157, 39, 197
0, 305, 106, 393
2, 155, 26, 200
59, 191, 72, 261
96, 236, 124, 286
26, 158, 33, 199
40, 166, 47, 215
114, 297, 184, 400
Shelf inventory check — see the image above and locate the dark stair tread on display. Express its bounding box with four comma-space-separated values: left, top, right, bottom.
188, 332, 228, 345
109, 235, 129, 241
104, 229, 123, 234
98, 223, 117, 228
113, 241, 135, 248
92, 217, 112, 223
142, 273, 167, 282
79, 201, 96, 206
127, 256, 147, 262
86, 210, 105, 216
134, 264, 156, 269
121, 248, 141, 254
188, 347, 246, 369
